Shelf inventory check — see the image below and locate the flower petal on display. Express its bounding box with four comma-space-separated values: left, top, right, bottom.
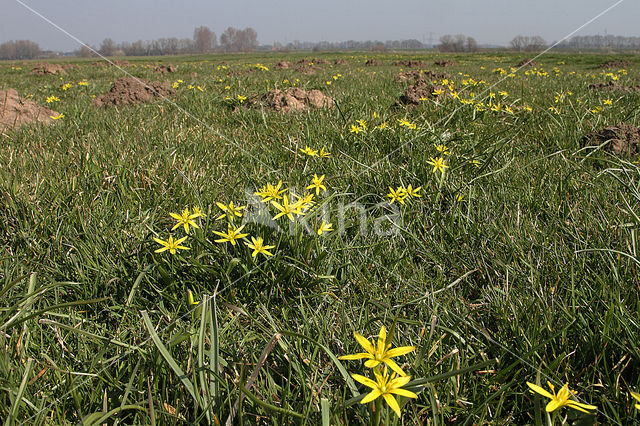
339, 353, 371, 361
351, 374, 378, 389
389, 374, 412, 388
384, 358, 407, 377
364, 359, 380, 369
567, 401, 597, 413
354, 333, 375, 355
526, 382, 554, 400
382, 393, 402, 418
545, 399, 563, 413
390, 388, 418, 399
386, 346, 416, 358
361, 389, 382, 404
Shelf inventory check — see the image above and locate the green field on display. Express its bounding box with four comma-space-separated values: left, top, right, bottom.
2, 51, 640, 424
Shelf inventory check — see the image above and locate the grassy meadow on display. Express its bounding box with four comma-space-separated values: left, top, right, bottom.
1, 51, 640, 424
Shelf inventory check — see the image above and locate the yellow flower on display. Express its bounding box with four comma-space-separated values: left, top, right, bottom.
349, 124, 363, 134
61, 83, 72, 91
456, 194, 465, 202
426, 157, 448, 174
306, 174, 327, 195
191, 206, 205, 218
631, 391, 640, 410
434, 144, 450, 155
170, 209, 201, 233
50, 113, 64, 120
245, 236, 275, 257
498, 90, 508, 97
77, 81, 88, 86
213, 224, 248, 245
237, 95, 247, 103
46, 96, 60, 103
318, 147, 331, 158
317, 221, 333, 235
339, 325, 415, 376
387, 187, 406, 205
154, 235, 189, 255
603, 99, 612, 106
187, 289, 199, 305
300, 146, 318, 156
255, 180, 287, 202
271, 196, 296, 221
351, 367, 417, 418
172, 81, 180, 88
432, 88, 444, 96
356, 119, 367, 130
215, 201, 245, 221
377, 122, 389, 130
526, 382, 597, 414
405, 185, 422, 198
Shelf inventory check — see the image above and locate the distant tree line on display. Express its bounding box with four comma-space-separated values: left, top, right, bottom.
438, 35, 478, 52
76, 26, 259, 57
556, 34, 640, 50
273, 39, 426, 52
0, 40, 41, 60
510, 35, 547, 52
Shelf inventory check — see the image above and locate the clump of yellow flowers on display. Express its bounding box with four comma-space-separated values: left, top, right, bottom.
340, 325, 417, 418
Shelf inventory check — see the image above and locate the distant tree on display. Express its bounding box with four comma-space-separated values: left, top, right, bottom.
193, 26, 216, 53
0, 40, 41, 60
438, 34, 476, 52
511, 35, 547, 52
75, 45, 95, 58
220, 27, 258, 52
99, 38, 116, 56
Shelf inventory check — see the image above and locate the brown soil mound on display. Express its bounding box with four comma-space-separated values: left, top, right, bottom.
246, 88, 334, 113
312, 58, 330, 65
393, 60, 428, 67
30, 63, 66, 75
334, 59, 348, 65
274, 61, 292, 69
516, 58, 539, 67
394, 70, 449, 83
588, 80, 640, 93
434, 60, 457, 67
397, 79, 446, 106
154, 65, 177, 74
581, 123, 640, 156
600, 60, 631, 69
295, 64, 321, 75
0, 89, 60, 131
91, 60, 132, 67
92, 77, 175, 108
365, 59, 383, 66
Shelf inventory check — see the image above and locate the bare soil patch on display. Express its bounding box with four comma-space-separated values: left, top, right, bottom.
396, 79, 447, 106
30, 63, 66, 75
0, 89, 59, 131
515, 58, 540, 67
91, 60, 132, 67
274, 61, 292, 69
244, 88, 334, 113
394, 70, 449, 83
588, 80, 640, 93
600, 60, 631, 69
92, 77, 175, 108
365, 59, 383, 66
434, 60, 457, 67
393, 60, 428, 67
581, 123, 640, 156
334, 59, 348, 65
153, 64, 177, 74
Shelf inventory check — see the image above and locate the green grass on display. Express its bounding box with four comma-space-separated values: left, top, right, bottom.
1, 51, 640, 424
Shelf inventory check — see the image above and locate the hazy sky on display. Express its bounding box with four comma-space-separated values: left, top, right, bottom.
1, 0, 637, 51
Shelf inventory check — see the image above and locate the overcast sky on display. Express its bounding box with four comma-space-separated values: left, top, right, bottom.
1, 0, 636, 51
